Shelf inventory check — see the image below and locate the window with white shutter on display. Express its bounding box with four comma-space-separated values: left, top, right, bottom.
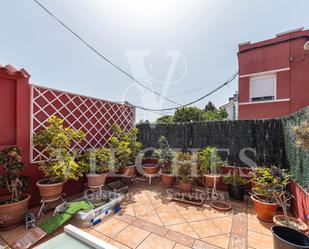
249, 74, 276, 102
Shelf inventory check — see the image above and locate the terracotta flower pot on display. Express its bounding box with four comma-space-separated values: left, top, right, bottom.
273, 215, 308, 233
0, 193, 31, 230
118, 165, 136, 176
180, 182, 192, 192
142, 164, 159, 175
36, 178, 64, 201
86, 173, 107, 189
160, 173, 174, 188
251, 194, 279, 222
203, 174, 220, 188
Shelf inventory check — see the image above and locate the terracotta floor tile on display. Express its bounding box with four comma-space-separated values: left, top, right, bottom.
115, 213, 137, 224
190, 220, 223, 238
158, 212, 186, 226
248, 230, 273, 249
88, 229, 110, 241
202, 233, 230, 249
193, 240, 222, 249
108, 239, 131, 249
121, 205, 136, 217
137, 233, 175, 249
179, 209, 207, 222
203, 209, 232, 219
166, 223, 199, 239
93, 217, 129, 238
211, 216, 233, 234
228, 234, 246, 249
247, 217, 273, 236
154, 203, 178, 214
133, 204, 157, 217
114, 225, 150, 248
140, 214, 163, 226
133, 219, 168, 237
165, 230, 196, 247
173, 243, 191, 249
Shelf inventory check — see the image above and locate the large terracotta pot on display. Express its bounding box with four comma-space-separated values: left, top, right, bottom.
86, 173, 107, 189
160, 173, 174, 188
180, 182, 193, 192
36, 178, 64, 201
0, 193, 31, 230
118, 165, 136, 176
203, 174, 220, 188
273, 215, 308, 233
142, 164, 159, 175
251, 194, 279, 222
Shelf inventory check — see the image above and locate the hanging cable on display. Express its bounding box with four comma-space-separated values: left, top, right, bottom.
126, 71, 238, 111
32, 0, 181, 107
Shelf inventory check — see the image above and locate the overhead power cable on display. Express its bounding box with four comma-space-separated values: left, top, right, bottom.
32, 0, 181, 107
126, 71, 238, 112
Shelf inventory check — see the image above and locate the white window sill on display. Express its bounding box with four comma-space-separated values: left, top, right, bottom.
239, 98, 290, 105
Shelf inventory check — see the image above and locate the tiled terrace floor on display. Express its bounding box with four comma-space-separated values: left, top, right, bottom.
0, 182, 275, 249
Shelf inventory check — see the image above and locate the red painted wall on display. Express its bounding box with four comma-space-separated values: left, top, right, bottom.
0, 65, 135, 206
238, 29, 309, 120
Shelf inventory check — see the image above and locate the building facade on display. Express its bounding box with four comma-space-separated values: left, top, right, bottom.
220, 92, 238, 120
238, 28, 309, 119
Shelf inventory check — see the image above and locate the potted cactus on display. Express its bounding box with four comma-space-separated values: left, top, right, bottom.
0, 147, 30, 230
153, 136, 175, 187
198, 147, 223, 188
33, 115, 85, 201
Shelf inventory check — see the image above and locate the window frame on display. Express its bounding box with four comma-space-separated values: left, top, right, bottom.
249, 74, 277, 102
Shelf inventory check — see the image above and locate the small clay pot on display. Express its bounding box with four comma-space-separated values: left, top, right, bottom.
142, 164, 159, 175
36, 178, 64, 201
86, 173, 107, 189
180, 182, 193, 192
0, 193, 31, 230
251, 194, 278, 222
118, 165, 136, 176
160, 173, 174, 188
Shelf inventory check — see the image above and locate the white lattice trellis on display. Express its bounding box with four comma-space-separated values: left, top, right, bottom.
30, 85, 135, 163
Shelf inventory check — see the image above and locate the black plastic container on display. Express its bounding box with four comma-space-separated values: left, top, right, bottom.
227, 184, 244, 201
272, 226, 309, 249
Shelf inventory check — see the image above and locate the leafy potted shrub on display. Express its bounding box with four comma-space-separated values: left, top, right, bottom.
153, 136, 175, 187
79, 148, 110, 189
108, 124, 142, 176
33, 115, 85, 201
250, 166, 288, 222
177, 152, 193, 192
0, 147, 30, 230
198, 147, 223, 188
223, 167, 248, 201
272, 184, 308, 232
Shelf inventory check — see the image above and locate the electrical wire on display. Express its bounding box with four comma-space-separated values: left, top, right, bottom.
126, 71, 238, 111
32, 0, 181, 107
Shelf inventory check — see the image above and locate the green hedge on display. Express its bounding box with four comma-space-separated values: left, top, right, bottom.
282, 107, 309, 191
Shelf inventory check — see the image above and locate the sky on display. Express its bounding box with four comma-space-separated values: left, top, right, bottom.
1, 0, 309, 122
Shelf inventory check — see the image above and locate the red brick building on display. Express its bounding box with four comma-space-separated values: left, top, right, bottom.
238, 27, 309, 119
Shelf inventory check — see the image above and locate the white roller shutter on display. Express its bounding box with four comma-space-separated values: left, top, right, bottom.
250, 74, 276, 101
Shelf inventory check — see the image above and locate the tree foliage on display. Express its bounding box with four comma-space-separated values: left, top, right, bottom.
155, 102, 227, 123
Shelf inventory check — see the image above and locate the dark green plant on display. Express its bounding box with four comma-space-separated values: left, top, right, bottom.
224, 168, 248, 187
153, 136, 174, 174
0, 147, 29, 204
198, 147, 223, 174
176, 152, 193, 183
251, 166, 291, 203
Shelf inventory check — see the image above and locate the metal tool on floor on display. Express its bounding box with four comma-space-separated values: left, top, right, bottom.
37, 193, 66, 218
